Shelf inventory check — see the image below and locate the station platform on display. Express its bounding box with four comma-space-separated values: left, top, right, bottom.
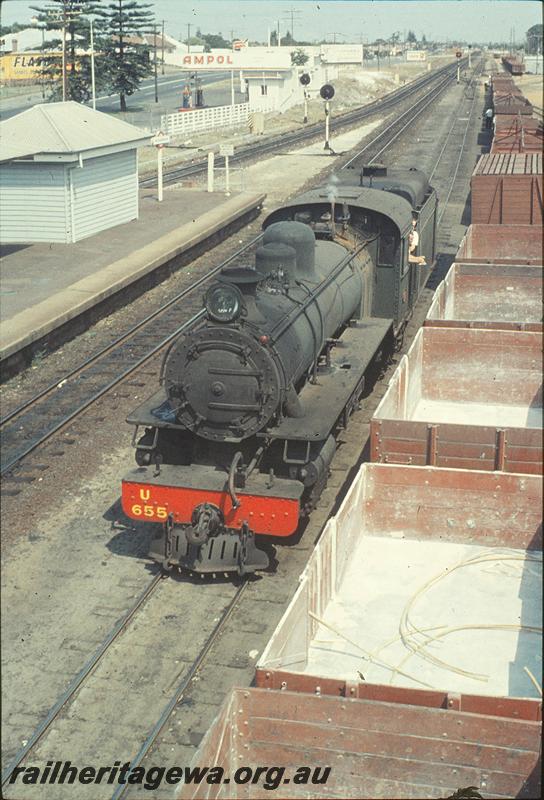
0, 187, 265, 368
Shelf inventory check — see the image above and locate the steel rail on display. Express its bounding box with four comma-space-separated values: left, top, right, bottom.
110, 581, 249, 800
140, 61, 464, 188
341, 73, 453, 168
428, 68, 482, 184
1, 573, 164, 790
0, 235, 263, 429
436, 68, 483, 228
0, 309, 203, 476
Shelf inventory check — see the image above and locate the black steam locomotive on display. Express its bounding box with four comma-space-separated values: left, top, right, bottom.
121, 165, 437, 574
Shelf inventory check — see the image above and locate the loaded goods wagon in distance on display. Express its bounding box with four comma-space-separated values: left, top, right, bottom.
470, 154, 543, 225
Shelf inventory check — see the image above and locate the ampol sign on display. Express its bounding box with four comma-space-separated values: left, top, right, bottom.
182, 53, 235, 67
180, 48, 293, 71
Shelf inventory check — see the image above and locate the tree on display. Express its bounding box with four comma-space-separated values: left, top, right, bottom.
290, 47, 309, 66
95, 0, 154, 112
281, 30, 295, 46
30, 1, 100, 102
199, 32, 231, 51
407, 30, 417, 44
1, 22, 28, 35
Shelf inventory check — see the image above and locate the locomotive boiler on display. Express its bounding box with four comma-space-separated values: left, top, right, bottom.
121, 166, 438, 575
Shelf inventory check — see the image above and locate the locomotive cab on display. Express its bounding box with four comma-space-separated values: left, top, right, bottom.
263, 165, 437, 331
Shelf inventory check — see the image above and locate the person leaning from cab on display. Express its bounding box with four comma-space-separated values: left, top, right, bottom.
408, 217, 426, 265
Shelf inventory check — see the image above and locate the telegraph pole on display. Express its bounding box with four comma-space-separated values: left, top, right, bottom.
153, 24, 158, 102
187, 23, 191, 53
285, 7, 302, 43
161, 19, 165, 75
90, 17, 96, 109
62, 2, 67, 101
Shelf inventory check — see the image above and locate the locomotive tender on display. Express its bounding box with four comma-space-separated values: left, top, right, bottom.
121, 165, 437, 574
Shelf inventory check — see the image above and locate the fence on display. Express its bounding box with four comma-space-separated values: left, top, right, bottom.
160, 102, 250, 137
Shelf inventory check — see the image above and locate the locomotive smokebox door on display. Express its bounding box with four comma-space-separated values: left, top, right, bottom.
163, 327, 281, 441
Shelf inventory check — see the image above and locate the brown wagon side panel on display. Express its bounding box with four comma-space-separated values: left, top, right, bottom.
245, 464, 542, 799
181, 687, 542, 799
425, 262, 543, 331
455, 224, 543, 264
470, 153, 543, 225
372, 328, 542, 474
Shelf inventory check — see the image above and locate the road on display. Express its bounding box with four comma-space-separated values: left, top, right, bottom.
0, 70, 246, 125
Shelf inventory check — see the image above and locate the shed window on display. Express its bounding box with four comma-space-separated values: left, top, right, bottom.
261, 85, 268, 96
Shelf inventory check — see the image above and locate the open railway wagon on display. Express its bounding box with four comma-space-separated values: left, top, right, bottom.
425, 263, 543, 332
455, 224, 543, 265
491, 116, 544, 154
182, 463, 542, 799
493, 93, 533, 117
491, 76, 520, 93
502, 55, 526, 76
491, 77, 532, 116
370, 326, 542, 473
470, 154, 543, 226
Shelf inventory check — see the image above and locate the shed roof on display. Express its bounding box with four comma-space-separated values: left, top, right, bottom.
0, 102, 151, 163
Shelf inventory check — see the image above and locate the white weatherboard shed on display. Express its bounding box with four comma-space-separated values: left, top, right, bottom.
0, 102, 151, 244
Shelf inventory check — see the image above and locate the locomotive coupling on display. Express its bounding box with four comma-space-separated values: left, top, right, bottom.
185, 503, 222, 546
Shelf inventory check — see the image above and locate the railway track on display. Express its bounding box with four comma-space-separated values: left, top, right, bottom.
139, 59, 467, 188
0, 237, 261, 477
1, 60, 486, 798
0, 63, 462, 481
1, 574, 248, 796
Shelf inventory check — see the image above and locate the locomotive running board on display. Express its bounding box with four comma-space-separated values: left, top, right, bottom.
264, 318, 394, 442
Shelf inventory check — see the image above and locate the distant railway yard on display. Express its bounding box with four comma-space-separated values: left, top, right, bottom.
1, 32, 542, 800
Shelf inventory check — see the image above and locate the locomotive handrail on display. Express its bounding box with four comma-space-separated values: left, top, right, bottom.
269, 244, 367, 342
228, 451, 243, 509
